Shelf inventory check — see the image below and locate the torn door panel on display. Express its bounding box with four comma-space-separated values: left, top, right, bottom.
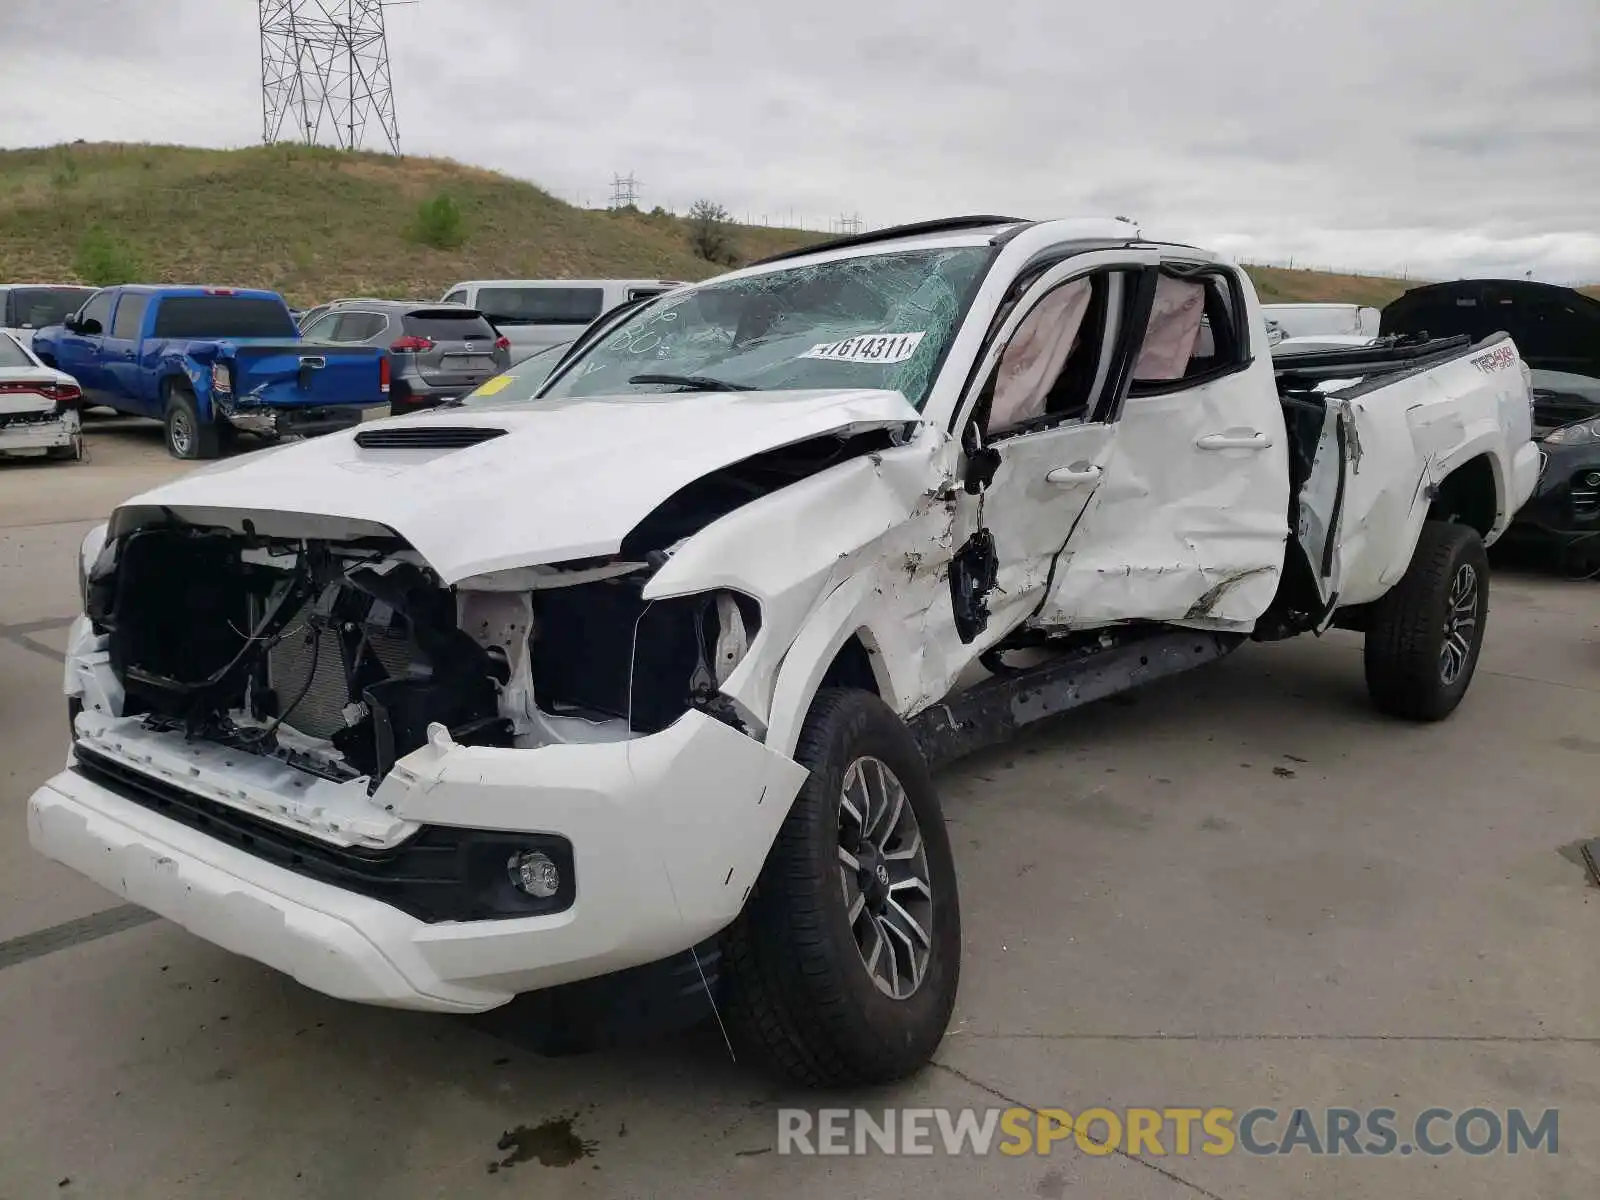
969, 422, 1118, 635
1039, 441, 1287, 629
1278, 392, 1348, 611
1036, 356, 1290, 629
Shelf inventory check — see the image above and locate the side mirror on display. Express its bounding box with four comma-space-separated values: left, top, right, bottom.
960, 421, 1002, 494
62, 314, 80, 333
79, 317, 102, 336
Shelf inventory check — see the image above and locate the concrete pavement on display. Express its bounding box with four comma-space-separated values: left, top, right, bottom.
1, 417, 1596, 1199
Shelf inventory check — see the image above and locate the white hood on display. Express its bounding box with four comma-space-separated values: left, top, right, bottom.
112, 388, 923, 582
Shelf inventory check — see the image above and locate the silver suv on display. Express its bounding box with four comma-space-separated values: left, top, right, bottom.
299, 300, 511, 415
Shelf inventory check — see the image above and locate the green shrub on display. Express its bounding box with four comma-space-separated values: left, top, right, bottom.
687, 199, 738, 266
51, 153, 80, 189
410, 191, 464, 249
73, 224, 142, 286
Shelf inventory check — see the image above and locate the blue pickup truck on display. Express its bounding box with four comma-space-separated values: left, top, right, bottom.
32, 285, 388, 458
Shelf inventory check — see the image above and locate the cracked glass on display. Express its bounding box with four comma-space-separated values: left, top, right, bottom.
539, 247, 991, 409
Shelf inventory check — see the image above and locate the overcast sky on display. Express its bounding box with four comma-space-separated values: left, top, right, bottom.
2, 0, 1595, 282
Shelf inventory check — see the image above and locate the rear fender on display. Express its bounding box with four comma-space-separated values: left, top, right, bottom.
157, 358, 216, 421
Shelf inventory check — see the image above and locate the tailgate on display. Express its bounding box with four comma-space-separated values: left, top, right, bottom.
419, 341, 503, 389
230, 343, 385, 408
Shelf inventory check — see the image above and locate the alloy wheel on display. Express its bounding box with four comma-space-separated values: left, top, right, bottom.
1440, 563, 1479, 685
837, 756, 934, 1000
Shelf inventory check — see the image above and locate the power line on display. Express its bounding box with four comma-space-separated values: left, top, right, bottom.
259, 0, 401, 154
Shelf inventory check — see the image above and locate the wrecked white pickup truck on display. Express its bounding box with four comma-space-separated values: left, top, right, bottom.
31, 216, 1540, 1087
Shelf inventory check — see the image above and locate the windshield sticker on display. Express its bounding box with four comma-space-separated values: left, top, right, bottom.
471, 374, 515, 397
800, 332, 926, 365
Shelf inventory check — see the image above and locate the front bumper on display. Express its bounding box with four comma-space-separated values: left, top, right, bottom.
1502, 441, 1600, 548
389, 375, 486, 413
220, 404, 368, 438
0, 408, 80, 452
29, 712, 807, 1012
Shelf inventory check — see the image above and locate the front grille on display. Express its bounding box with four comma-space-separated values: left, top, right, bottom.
72, 744, 574, 923
1571, 471, 1600, 518
354, 425, 506, 449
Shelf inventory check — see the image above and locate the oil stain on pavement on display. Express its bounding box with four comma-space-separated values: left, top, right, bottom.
487, 1115, 598, 1174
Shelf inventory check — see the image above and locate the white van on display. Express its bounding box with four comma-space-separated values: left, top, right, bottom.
439, 279, 683, 364
0, 283, 97, 349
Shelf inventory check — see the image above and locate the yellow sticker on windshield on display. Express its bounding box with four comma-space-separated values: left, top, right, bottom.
472, 374, 516, 397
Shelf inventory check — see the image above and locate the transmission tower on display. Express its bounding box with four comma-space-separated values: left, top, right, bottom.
609, 173, 641, 209
260, 1, 401, 154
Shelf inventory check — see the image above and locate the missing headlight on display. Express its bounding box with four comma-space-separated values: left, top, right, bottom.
529, 578, 760, 734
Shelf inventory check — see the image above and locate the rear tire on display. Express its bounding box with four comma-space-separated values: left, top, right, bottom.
1363, 520, 1489, 720
721, 688, 961, 1087
163, 384, 219, 460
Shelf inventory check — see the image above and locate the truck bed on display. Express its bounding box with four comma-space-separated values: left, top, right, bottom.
1269, 331, 1538, 617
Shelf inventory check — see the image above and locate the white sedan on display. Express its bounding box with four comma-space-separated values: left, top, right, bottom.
0, 331, 84, 461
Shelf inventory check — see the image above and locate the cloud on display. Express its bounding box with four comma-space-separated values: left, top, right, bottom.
1, 0, 1595, 282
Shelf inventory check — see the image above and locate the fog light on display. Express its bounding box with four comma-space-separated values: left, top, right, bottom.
1586, 472, 1600, 488
508, 850, 561, 898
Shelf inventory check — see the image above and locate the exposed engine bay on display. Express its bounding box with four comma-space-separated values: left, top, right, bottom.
85, 522, 759, 788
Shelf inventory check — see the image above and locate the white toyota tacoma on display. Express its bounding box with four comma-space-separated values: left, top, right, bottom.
31, 217, 1540, 1086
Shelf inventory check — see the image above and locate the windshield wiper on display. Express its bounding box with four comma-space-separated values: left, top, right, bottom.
627, 372, 754, 392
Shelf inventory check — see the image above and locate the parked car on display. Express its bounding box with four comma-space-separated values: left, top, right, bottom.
33, 216, 1537, 1087
1261, 302, 1380, 341
31, 286, 389, 459
439, 279, 683, 365
299, 300, 510, 415
1270, 333, 1377, 355
295, 297, 420, 333
0, 331, 84, 461
0, 284, 97, 350
1381, 279, 1600, 570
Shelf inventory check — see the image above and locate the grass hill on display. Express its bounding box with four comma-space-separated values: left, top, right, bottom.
1245, 265, 1413, 308
0, 143, 818, 304
2, 143, 1588, 308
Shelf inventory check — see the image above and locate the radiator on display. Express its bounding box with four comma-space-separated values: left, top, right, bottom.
266, 601, 414, 740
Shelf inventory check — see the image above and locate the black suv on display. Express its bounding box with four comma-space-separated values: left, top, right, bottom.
1382, 280, 1600, 571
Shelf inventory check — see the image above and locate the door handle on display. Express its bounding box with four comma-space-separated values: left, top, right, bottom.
1046, 464, 1102, 485
1196, 432, 1272, 450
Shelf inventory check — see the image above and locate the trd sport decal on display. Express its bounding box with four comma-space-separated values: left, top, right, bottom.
1469, 343, 1517, 374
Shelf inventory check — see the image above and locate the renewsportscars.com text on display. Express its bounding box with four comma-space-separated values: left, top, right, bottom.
778, 1106, 1559, 1157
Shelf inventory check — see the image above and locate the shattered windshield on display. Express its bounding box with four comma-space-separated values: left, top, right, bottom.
539, 246, 992, 409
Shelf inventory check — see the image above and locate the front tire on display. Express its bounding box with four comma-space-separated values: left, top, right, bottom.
721, 688, 961, 1087
163, 384, 219, 460
1364, 520, 1489, 720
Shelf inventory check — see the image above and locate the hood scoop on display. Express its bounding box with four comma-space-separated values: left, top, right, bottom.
355, 425, 508, 450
